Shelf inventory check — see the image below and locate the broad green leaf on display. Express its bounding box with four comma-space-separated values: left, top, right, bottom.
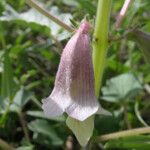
0, 4, 72, 40
10, 87, 33, 112
28, 119, 63, 146
26, 110, 65, 122
101, 73, 143, 103
0, 4, 50, 37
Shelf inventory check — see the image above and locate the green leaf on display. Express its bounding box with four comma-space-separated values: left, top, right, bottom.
1, 50, 14, 100
0, 4, 72, 40
101, 73, 143, 103
7, 0, 25, 11
28, 119, 63, 146
1, 6, 42, 33
31, 132, 62, 147
20, 70, 37, 84
0, 0, 5, 15
78, 0, 95, 16
107, 58, 130, 73
10, 87, 33, 112
95, 116, 120, 135
105, 135, 150, 150
26, 110, 65, 122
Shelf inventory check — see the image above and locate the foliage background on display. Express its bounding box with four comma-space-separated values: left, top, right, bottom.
0, 0, 150, 149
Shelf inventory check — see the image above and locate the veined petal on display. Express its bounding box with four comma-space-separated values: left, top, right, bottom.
42, 97, 64, 117
66, 116, 94, 147
66, 102, 98, 121
65, 24, 99, 121
42, 24, 80, 118
42, 92, 71, 118
42, 21, 99, 121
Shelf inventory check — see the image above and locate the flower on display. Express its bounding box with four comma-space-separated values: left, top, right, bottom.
42, 21, 111, 146
42, 21, 99, 121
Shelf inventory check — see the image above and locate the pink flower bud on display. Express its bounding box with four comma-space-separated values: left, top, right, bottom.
42, 21, 99, 121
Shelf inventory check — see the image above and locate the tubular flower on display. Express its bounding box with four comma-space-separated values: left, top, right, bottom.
42, 21, 100, 121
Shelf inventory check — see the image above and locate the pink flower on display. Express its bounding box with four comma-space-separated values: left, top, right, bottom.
42, 21, 99, 121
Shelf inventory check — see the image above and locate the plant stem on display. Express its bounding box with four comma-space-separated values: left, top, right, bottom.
124, 104, 132, 129
134, 101, 149, 127
94, 127, 150, 142
145, 84, 150, 94
0, 139, 15, 150
92, 0, 112, 97
115, 0, 133, 29
26, 0, 74, 32
18, 112, 30, 142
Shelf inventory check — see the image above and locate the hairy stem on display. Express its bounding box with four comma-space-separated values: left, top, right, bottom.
26, 0, 74, 32
94, 127, 150, 142
92, 0, 112, 97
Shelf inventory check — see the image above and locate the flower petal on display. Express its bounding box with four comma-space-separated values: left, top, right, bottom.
66, 98, 99, 121
42, 22, 99, 121
42, 97, 64, 117
66, 116, 94, 147
64, 26, 99, 121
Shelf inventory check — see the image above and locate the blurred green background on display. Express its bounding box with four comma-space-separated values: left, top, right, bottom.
0, 0, 150, 149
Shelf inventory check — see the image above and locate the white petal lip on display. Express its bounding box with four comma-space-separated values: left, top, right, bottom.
66, 98, 99, 121
42, 97, 64, 117
42, 22, 99, 121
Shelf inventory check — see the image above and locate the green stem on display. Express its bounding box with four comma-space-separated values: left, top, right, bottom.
18, 112, 30, 142
134, 101, 149, 127
94, 127, 150, 142
92, 0, 112, 97
123, 103, 132, 129
26, 0, 74, 32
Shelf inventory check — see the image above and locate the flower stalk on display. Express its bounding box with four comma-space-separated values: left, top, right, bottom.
92, 0, 112, 97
